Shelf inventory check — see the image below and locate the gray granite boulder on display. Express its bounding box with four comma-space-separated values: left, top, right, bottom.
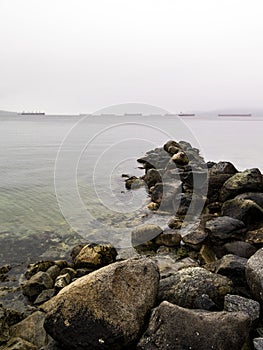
246, 248, 263, 305
158, 266, 232, 309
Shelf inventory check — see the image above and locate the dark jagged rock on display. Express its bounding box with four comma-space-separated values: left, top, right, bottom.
207, 173, 232, 203
182, 227, 208, 250
220, 168, 263, 202
137, 301, 250, 350
72, 243, 117, 269
158, 266, 232, 309
22, 272, 54, 301
43, 258, 159, 350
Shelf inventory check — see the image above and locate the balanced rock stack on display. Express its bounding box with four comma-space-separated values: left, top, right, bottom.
1, 140, 263, 350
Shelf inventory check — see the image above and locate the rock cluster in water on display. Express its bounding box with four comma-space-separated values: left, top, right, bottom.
1, 140, 263, 349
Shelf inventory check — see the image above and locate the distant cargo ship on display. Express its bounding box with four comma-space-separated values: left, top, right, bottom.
177, 113, 195, 117
20, 111, 45, 115
218, 113, 252, 117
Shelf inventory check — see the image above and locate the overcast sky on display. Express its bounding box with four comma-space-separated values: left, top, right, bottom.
0, 0, 263, 114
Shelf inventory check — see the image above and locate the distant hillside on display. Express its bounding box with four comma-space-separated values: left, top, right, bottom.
0, 110, 18, 115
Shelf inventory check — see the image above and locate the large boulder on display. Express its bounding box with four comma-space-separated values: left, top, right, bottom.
246, 248, 263, 305
205, 216, 246, 244
43, 258, 160, 350
220, 168, 263, 202
158, 266, 232, 309
137, 301, 250, 350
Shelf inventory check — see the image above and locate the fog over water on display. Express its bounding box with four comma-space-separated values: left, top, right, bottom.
1, 0, 263, 114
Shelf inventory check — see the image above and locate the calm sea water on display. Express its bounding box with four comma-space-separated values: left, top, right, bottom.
0, 114, 262, 264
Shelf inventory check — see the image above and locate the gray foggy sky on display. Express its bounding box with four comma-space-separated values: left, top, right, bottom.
0, 0, 263, 114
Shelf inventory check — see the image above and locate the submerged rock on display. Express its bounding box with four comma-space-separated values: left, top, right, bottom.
43, 258, 159, 350
131, 224, 162, 250
137, 301, 250, 350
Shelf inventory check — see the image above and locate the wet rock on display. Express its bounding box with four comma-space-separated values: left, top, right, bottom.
72, 243, 117, 269
10, 311, 49, 348
205, 216, 246, 244
171, 151, 189, 165
210, 161, 238, 175
167, 217, 183, 229
224, 294, 260, 322
137, 148, 170, 171
54, 273, 71, 291
43, 258, 159, 350
246, 226, 263, 246
163, 140, 182, 153
222, 241, 257, 258
34, 289, 55, 305
125, 176, 145, 190
158, 266, 232, 309
182, 228, 208, 250
220, 168, 263, 202
137, 301, 249, 350
143, 169, 162, 188
254, 338, 263, 350
22, 272, 54, 301
25, 261, 54, 280
46, 265, 60, 281
131, 224, 162, 250
0, 307, 10, 344
246, 248, 263, 305
154, 229, 181, 247
222, 198, 263, 227
0, 337, 37, 349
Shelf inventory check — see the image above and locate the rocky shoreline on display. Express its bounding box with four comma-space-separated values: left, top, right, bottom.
1, 140, 263, 349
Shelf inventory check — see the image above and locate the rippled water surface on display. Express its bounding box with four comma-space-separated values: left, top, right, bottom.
0, 114, 262, 264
